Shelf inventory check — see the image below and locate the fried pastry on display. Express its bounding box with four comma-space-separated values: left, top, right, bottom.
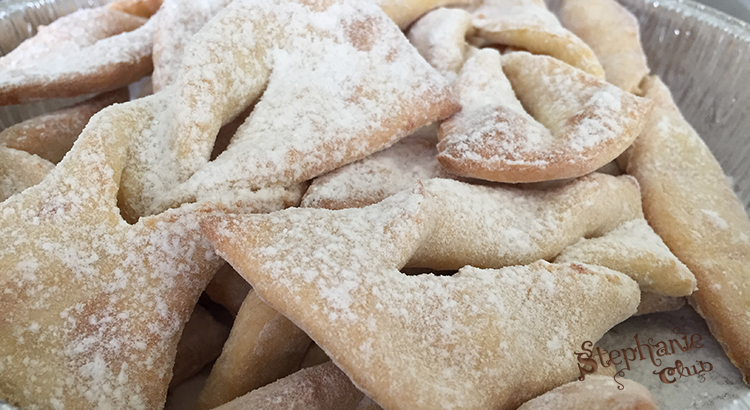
469, 0, 604, 77
375, 0, 473, 29
407, 7, 476, 79
196, 290, 311, 410
0, 88, 129, 163
408, 174, 643, 270
152, 0, 233, 91
554, 219, 696, 297
0, 7, 154, 105
0, 147, 53, 202
170, 305, 230, 388
619, 76, 750, 382
516, 375, 658, 410
204, 263, 252, 316
558, 0, 650, 94
0, 106, 224, 409
117, 0, 457, 218
212, 362, 364, 410
109, 0, 164, 18
201, 188, 640, 410
635, 292, 686, 316
301, 127, 455, 210
437, 50, 653, 183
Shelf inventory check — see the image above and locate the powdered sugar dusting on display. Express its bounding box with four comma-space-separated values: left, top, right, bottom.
203, 188, 640, 410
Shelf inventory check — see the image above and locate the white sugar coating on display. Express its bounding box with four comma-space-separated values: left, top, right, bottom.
152, 0, 234, 91
0, 101, 223, 409
407, 7, 475, 80
119, 0, 454, 218
0, 8, 145, 70
301, 126, 456, 210
203, 188, 640, 410
702, 209, 729, 230
555, 219, 697, 296
406, 174, 644, 270
0, 7, 155, 101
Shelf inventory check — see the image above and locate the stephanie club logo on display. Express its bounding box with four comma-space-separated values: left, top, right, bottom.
575, 328, 714, 389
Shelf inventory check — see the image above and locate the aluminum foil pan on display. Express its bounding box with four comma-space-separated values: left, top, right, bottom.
1, 0, 750, 409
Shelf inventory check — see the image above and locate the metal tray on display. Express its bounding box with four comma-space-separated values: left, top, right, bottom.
1, 0, 750, 409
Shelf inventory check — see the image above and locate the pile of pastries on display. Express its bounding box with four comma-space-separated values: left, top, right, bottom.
1, 0, 749, 408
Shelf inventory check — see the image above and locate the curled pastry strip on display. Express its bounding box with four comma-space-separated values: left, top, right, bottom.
170, 305, 230, 388
196, 290, 312, 410
0, 88, 129, 163
201, 187, 640, 410
470, 0, 604, 77
407, 8, 477, 80
0, 147, 54, 202
375, 0, 473, 29
558, 0, 650, 94
437, 50, 653, 183
0, 7, 156, 105
116, 0, 456, 219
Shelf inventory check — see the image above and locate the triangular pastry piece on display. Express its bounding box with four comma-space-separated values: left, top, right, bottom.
558, 0, 650, 94
555, 219, 696, 297
301, 127, 456, 210
212, 362, 364, 410
115, 0, 457, 218
0, 7, 155, 105
201, 188, 640, 410
469, 0, 604, 76
0, 106, 224, 409
407, 174, 643, 270
0, 88, 129, 163
0, 147, 54, 202
619, 76, 750, 383
516, 376, 659, 410
196, 290, 311, 410
437, 50, 653, 183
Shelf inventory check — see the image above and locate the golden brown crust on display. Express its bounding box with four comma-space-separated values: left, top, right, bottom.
0, 88, 129, 163
619, 75, 750, 383
558, 0, 650, 94
195, 290, 311, 410
376, 0, 473, 29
